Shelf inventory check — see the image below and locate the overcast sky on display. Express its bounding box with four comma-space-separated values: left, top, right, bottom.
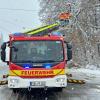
0, 0, 41, 41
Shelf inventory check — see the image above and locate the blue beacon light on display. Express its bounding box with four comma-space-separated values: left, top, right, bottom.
23, 64, 32, 69
44, 64, 51, 69
52, 31, 62, 36
13, 32, 24, 36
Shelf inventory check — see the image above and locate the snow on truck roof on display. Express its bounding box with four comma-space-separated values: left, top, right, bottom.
9, 33, 64, 41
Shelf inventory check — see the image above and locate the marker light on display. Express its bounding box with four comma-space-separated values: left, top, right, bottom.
44, 64, 52, 69
13, 32, 24, 36
10, 79, 19, 83
52, 31, 62, 36
25, 66, 30, 69
56, 78, 65, 82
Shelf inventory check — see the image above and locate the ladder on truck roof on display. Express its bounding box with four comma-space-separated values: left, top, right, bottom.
14, 12, 71, 36
24, 23, 60, 36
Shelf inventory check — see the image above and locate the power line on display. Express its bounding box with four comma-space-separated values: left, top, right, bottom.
0, 25, 11, 32
0, 19, 27, 32
0, 8, 39, 12
0, 19, 21, 27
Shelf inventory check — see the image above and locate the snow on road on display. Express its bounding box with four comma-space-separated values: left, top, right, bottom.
67, 64, 100, 85
0, 84, 100, 100
0, 62, 9, 81
0, 85, 12, 100
60, 84, 100, 100
1, 84, 100, 100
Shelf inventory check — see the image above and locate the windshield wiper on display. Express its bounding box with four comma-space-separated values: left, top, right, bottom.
11, 46, 18, 52
33, 60, 61, 63
12, 60, 62, 63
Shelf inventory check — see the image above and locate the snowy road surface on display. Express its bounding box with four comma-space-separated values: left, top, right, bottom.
67, 67, 100, 85
0, 84, 100, 100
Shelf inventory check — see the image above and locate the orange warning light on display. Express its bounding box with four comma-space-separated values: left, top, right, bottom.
58, 12, 72, 20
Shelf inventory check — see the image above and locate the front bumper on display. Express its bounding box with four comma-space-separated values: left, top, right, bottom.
8, 75, 67, 88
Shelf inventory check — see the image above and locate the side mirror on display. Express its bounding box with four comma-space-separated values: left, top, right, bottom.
1, 50, 6, 62
67, 43, 72, 49
64, 41, 72, 61
11, 46, 18, 52
1, 42, 9, 64
67, 43, 72, 61
1, 42, 6, 50
67, 48, 72, 61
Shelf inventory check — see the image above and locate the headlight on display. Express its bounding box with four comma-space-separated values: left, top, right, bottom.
10, 79, 19, 83
56, 78, 65, 82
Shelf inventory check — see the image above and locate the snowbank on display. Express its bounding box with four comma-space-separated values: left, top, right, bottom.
0, 62, 9, 81
67, 64, 100, 85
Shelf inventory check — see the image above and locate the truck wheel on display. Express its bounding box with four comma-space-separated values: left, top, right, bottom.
12, 89, 19, 93
55, 88, 63, 92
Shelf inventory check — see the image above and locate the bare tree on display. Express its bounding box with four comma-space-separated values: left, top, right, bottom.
39, 0, 100, 66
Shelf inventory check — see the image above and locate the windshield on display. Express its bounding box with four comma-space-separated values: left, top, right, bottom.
11, 40, 64, 63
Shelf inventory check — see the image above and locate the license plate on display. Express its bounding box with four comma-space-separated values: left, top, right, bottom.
30, 81, 45, 86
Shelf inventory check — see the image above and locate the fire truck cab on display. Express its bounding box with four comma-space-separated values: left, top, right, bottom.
1, 24, 72, 92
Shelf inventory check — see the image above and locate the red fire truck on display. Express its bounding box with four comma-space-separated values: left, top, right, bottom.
1, 23, 72, 92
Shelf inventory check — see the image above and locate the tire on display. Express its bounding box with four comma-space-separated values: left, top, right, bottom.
12, 88, 19, 93
55, 87, 63, 92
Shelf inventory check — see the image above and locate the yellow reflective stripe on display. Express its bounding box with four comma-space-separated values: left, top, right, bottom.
9, 69, 65, 76
27, 23, 59, 35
